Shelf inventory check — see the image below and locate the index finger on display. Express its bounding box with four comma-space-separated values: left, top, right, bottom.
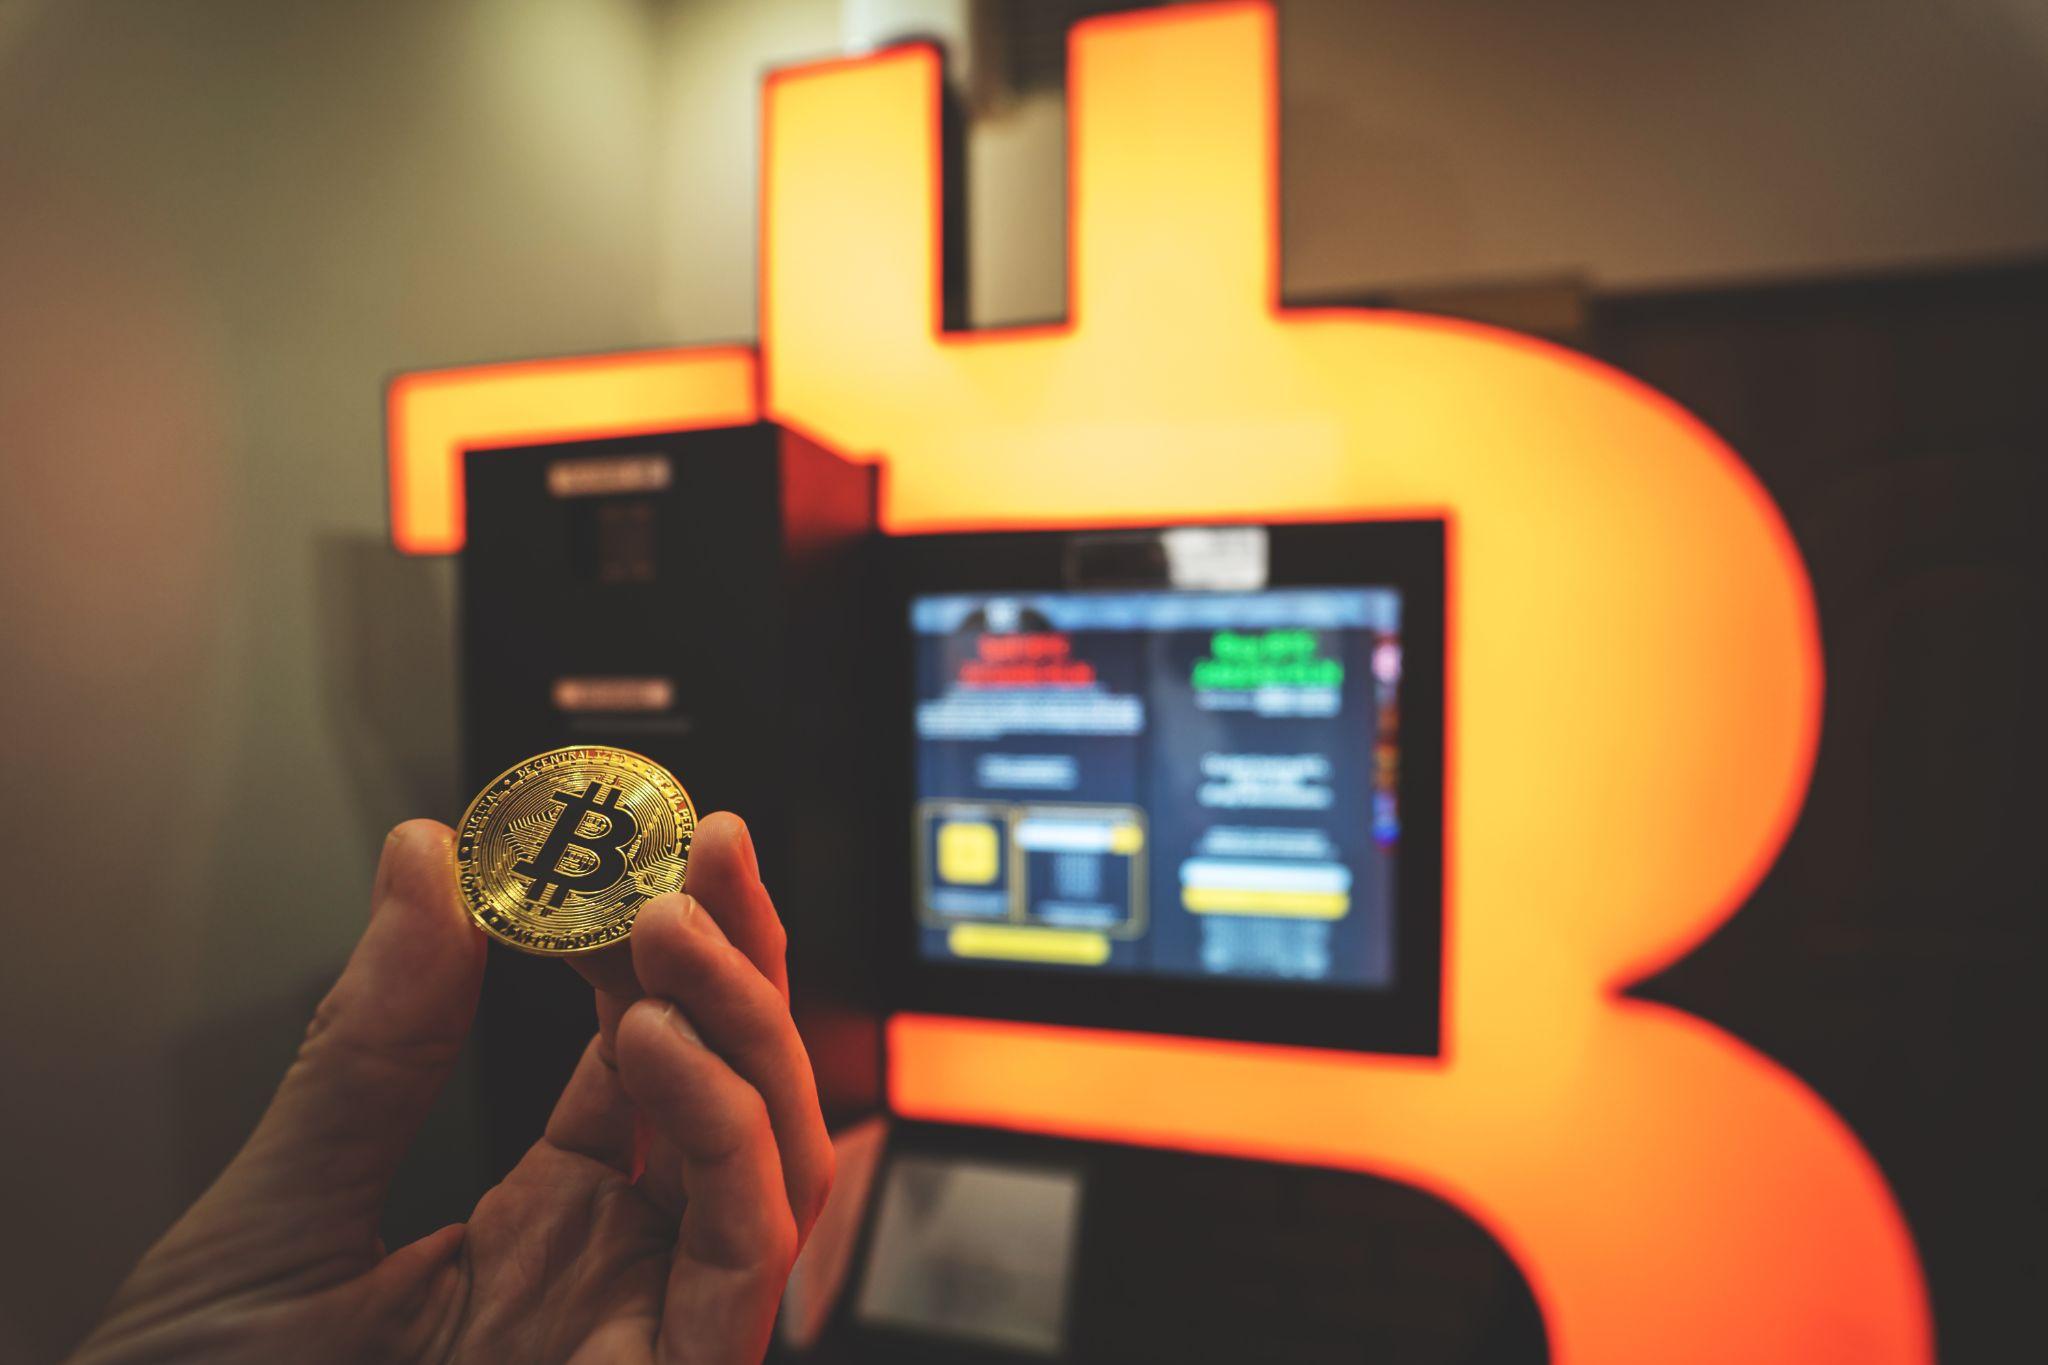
684, 812, 788, 1000
568, 941, 640, 1064
567, 810, 784, 1060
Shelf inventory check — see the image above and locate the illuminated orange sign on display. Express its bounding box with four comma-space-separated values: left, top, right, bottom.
761, 4, 1929, 1362
384, 2, 1929, 1358
386, 346, 756, 554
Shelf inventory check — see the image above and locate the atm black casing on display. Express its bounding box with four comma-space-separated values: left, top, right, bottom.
461, 424, 882, 1176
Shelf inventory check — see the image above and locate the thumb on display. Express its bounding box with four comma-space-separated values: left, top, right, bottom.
209, 820, 487, 1249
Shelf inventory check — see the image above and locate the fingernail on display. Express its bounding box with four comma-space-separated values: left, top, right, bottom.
368, 826, 432, 925
370, 824, 411, 906
740, 820, 760, 876
654, 1000, 701, 1044
642, 892, 695, 928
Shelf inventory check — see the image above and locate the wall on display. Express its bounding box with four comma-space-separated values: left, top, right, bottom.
0, 0, 667, 1356
655, 0, 841, 343
668, 0, 2048, 331
1278, 0, 2048, 298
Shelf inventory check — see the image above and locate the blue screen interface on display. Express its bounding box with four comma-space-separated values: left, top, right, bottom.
911, 586, 1403, 987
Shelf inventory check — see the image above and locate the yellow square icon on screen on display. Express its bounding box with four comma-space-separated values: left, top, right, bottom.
937, 820, 1001, 885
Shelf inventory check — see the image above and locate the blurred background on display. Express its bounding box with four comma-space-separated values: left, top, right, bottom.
2, 1, 2044, 1360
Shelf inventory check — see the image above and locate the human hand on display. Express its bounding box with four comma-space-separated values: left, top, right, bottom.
69, 812, 831, 1365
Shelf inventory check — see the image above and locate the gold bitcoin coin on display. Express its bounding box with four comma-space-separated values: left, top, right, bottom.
455, 745, 696, 955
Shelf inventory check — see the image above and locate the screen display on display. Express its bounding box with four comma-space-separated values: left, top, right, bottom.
912, 586, 1403, 989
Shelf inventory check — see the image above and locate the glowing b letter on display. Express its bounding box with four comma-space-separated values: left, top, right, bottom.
763, 4, 1929, 1361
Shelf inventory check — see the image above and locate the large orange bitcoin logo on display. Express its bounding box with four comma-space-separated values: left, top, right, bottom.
761, 5, 1929, 1361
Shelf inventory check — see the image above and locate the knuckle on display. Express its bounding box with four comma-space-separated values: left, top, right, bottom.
711, 948, 790, 1033
301, 991, 344, 1050
762, 1205, 801, 1275
710, 938, 752, 975
704, 1085, 776, 1167
800, 1157, 835, 1235
738, 1084, 775, 1140
798, 1178, 831, 1236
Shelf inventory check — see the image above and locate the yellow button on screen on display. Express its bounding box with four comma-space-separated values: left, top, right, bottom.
936, 820, 1001, 885
1181, 886, 1351, 919
948, 923, 1111, 966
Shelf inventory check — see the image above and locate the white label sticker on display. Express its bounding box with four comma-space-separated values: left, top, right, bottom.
1162, 526, 1269, 590
546, 454, 672, 499
551, 676, 674, 713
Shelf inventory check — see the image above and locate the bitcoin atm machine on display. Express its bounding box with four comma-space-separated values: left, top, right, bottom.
788, 519, 1545, 1364
459, 424, 883, 1174
462, 462, 1544, 1359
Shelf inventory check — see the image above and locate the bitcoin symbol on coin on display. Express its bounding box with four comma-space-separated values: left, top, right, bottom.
512, 781, 641, 910
455, 746, 695, 955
